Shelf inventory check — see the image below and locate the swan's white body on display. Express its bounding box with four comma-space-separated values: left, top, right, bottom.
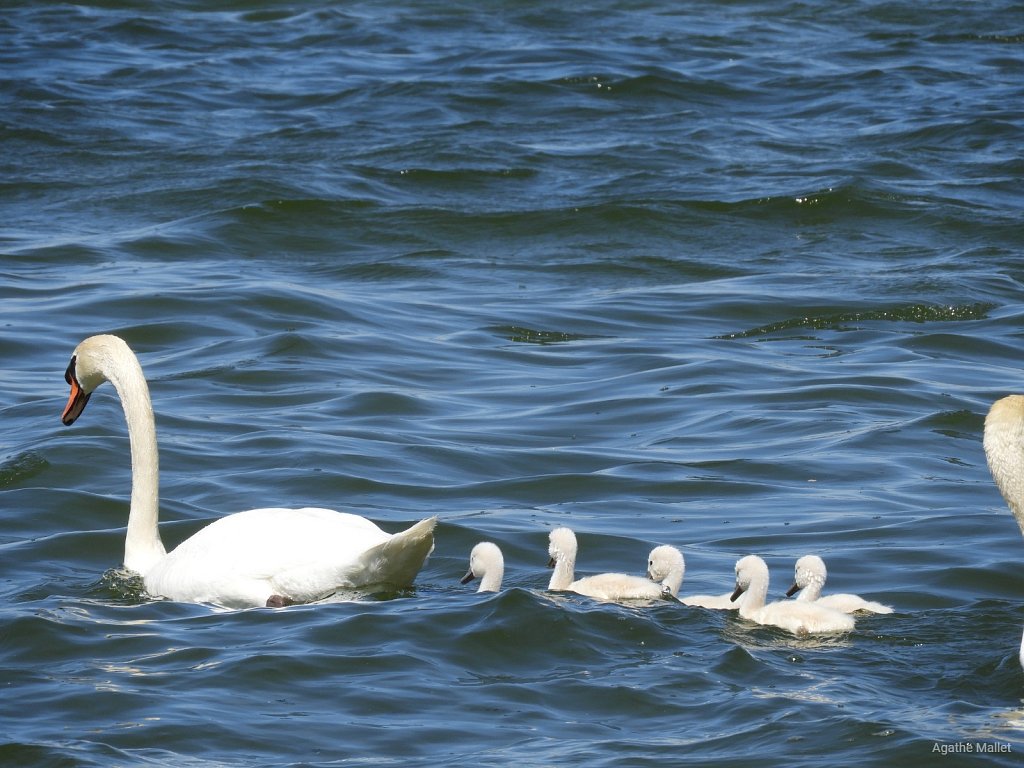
682, 589, 744, 611
61, 334, 436, 609
680, 562, 750, 610
546, 527, 673, 601
786, 555, 893, 614
731, 555, 855, 635
983, 395, 1024, 667
461, 542, 504, 593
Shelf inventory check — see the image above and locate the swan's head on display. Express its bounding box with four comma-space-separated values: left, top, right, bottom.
731, 554, 768, 602
461, 542, 504, 590
786, 555, 827, 597
62, 335, 136, 425
547, 527, 578, 566
646, 545, 685, 596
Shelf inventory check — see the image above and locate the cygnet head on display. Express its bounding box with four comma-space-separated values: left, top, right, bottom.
646, 545, 685, 597
461, 542, 504, 593
731, 554, 770, 604
547, 527, 578, 591
547, 527, 578, 565
786, 555, 827, 598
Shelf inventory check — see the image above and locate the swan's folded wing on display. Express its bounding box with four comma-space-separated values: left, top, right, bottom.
145, 509, 435, 607
270, 515, 437, 599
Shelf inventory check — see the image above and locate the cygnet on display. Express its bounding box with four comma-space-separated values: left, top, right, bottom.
786, 555, 893, 614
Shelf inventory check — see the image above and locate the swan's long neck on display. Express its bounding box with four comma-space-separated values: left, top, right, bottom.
797, 574, 824, 601
548, 549, 575, 590
796, 583, 819, 601
107, 351, 166, 574
985, 396, 1024, 536
740, 563, 770, 612
662, 565, 684, 597
479, 561, 504, 592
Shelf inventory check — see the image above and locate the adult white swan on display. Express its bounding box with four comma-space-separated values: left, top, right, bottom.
61, 334, 437, 609
785, 555, 893, 614
730, 555, 855, 635
546, 527, 678, 601
461, 542, 504, 593
983, 394, 1024, 667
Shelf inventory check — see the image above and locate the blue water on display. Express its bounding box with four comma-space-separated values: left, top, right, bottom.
3, 1, 1024, 765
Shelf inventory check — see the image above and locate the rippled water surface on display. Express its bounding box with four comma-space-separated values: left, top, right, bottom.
3, 1, 1024, 765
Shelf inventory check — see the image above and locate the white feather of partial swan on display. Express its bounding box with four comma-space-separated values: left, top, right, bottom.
546, 527, 679, 601
61, 334, 436, 609
731, 555, 855, 635
461, 542, 504, 593
786, 555, 893, 614
984, 394, 1024, 668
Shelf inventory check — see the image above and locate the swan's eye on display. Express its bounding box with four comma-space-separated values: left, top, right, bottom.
64, 356, 76, 385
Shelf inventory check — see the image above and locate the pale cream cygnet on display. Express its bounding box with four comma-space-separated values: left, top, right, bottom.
786, 555, 893, 614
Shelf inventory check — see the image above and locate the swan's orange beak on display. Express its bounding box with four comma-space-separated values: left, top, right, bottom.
61, 356, 91, 426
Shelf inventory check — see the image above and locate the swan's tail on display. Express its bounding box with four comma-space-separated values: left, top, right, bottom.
359, 516, 437, 589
